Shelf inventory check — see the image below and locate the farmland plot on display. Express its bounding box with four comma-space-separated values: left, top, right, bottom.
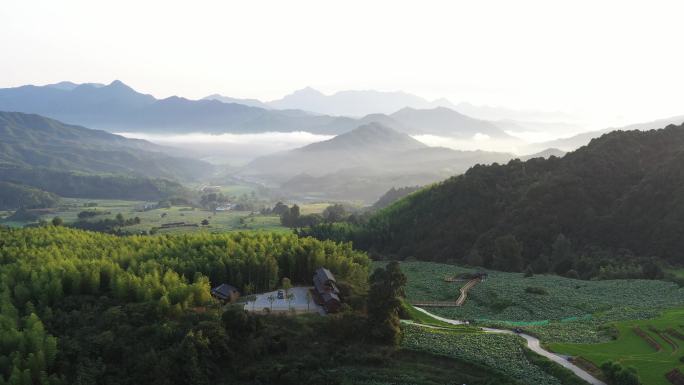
386, 261, 684, 322
401, 323, 561, 385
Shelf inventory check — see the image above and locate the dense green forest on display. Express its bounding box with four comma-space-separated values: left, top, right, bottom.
303, 125, 684, 279
0, 226, 373, 384
0, 182, 59, 210
0, 165, 189, 201
371, 186, 421, 210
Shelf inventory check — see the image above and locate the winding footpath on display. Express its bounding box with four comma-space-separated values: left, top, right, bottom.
412, 307, 607, 385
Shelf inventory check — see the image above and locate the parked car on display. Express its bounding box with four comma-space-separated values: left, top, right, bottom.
277, 290, 285, 299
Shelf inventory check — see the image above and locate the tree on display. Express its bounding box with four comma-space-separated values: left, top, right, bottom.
492, 235, 523, 272
523, 266, 534, 277
367, 261, 407, 345
551, 234, 573, 261
465, 248, 483, 267
322, 204, 347, 223
272, 202, 289, 216
305, 289, 312, 311
280, 205, 301, 227
601, 361, 641, 385
51, 217, 63, 226
281, 277, 292, 296
642, 259, 664, 279
286, 293, 295, 310
531, 255, 550, 273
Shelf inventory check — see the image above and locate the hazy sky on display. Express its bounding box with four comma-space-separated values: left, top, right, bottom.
2, 0, 683, 127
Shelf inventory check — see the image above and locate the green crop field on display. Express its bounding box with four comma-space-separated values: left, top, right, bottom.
401, 323, 561, 385
550, 308, 684, 385
388, 260, 684, 384
382, 261, 684, 323
0, 197, 289, 234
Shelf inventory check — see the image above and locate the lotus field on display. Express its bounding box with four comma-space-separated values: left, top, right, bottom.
387, 261, 684, 322
401, 323, 561, 385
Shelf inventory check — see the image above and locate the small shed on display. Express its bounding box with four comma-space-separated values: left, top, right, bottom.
211, 283, 240, 303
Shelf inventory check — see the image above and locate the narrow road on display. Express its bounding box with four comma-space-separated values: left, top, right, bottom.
412, 307, 607, 385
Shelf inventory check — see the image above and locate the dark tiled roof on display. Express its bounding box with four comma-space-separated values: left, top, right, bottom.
316, 267, 336, 283
321, 292, 340, 303
211, 283, 238, 299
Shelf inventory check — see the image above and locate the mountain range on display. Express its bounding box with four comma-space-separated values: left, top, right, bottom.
0, 81, 548, 143
263, 87, 457, 117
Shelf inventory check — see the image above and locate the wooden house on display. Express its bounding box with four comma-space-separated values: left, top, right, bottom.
211, 283, 240, 303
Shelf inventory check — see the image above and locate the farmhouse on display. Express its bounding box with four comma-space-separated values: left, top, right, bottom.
312, 267, 341, 313
211, 283, 240, 303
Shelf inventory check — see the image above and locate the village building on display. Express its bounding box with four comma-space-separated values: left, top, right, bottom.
211, 283, 240, 303
312, 267, 341, 313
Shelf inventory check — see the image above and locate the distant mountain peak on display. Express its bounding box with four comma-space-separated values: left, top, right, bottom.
303, 122, 426, 152
287, 87, 325, 97
106, 79, 137, 92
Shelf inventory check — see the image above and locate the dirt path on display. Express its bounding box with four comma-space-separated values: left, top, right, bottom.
412, 307, 607, 385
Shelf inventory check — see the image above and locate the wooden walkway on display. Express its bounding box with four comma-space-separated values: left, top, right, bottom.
456, 278, 480, 306
410, 278, 481, 307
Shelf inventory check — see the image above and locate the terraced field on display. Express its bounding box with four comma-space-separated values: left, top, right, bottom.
550, 308, 684, 385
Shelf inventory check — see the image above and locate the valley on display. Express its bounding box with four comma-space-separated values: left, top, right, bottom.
3, 6, 684, 383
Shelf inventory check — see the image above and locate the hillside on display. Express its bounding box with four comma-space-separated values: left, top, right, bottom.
0, 111, 212, 181
241, 123, 517, 202
526, 114, 684, 153
389, 107, 513, 138
0, 181, 60, 210
357, 123, 684, 273
0, 165, 189, 200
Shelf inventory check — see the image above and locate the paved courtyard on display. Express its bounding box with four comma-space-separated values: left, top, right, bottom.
243, 286, 324, 314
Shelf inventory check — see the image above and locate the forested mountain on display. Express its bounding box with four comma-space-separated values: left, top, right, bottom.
0, 165, 189, 201
242, 123, 513, 181
371, 186, 422, 210
0, 181, 60, 210
241, 123, 517, 202
0, 111, 211, 181
347, 123, 684, 276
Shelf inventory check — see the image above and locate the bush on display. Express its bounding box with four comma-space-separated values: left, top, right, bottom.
525, 286, 548, 295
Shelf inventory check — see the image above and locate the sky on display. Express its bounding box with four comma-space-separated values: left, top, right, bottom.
2, 0, 684, 128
